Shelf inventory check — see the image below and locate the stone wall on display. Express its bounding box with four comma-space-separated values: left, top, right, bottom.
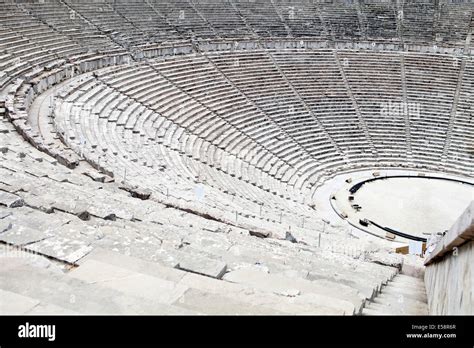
424, 202, 474, 314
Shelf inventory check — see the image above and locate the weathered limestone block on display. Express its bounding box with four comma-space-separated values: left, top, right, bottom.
177, 255, 227, 279
0, 191, 24, 208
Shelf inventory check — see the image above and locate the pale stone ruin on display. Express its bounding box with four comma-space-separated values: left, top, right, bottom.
0, 0, 473, 315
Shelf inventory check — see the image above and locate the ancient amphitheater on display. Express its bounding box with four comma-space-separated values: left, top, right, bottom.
0, 0, 473, 316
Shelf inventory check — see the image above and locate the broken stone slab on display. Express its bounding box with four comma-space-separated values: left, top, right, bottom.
176, 255, 227, 279
0, 224, 51, 246
25, 238, 93, 264
23, 194, 55, 213
82, 170, 113, 183
0, 191, 24, 208
119, 184, 152, 200
50, 199, 90, 217
249, 230, 270, 238
51, 150, 79, 169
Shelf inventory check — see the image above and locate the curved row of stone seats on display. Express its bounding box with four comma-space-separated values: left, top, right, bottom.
192, 0, 250, 39
271, 0, 327, 39
232, 0, 289, 38
359, 0, 398, 41
147, 54, 322, 189
3, 25, 470, 185
1, 34, 470, 203
2, 116, 282, 237
53, 47, 472, 186
334, 50, 407, 160
204, 50, 361, 180
18, 0, 122, 52
100, 101, 316, 231
64, 0, 152, 49
51, 72, 323, 236
41, 47, 470, 242
317, 1, 362, 41
434, 2, 472, 47
447, 60, 474, 174
404, 53, 460, 167
2, 0, 471, 53
0, 27, 57, 91
270, 48, 471, 177
400, 1, 435, 45
207, 48, 470, 177
148, 0, 217, 39
0, 2, 97, 92
0, 131, 397, 313
5, 70, 81, 169
270, 49, 374, 161
94, 59, 310, 193
3, 4, 84, 57
5, 50, 132, 169
112, 0, 183, 43
52, 78, 324, 239
1, 110, 384, 264
402, 0, 472, 48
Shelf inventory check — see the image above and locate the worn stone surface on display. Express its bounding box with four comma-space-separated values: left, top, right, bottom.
0, 289, 41, 314
425, 240, 473, 315
0, 191, 24, 208
0, 261, 197, 314
174, 288, 282, 314
177, 255, 227, 279
69, 259, 188, 304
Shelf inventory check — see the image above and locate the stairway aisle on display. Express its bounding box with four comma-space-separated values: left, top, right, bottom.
362, 273, 428, 315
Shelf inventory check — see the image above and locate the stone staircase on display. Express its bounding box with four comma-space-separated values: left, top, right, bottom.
362, 273, 428, 315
